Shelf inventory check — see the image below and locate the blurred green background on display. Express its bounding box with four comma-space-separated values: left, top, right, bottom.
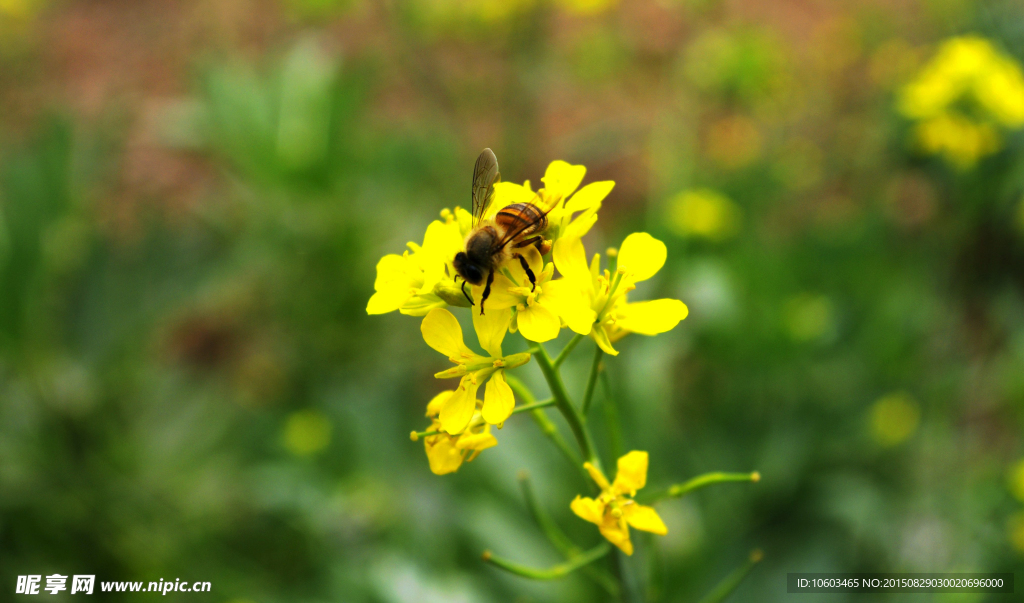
2, 0, 1024, 601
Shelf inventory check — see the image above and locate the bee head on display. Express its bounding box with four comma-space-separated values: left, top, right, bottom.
453, 252, 484, 285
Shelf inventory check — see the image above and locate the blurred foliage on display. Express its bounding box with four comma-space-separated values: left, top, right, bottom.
0, 0, 1023, 602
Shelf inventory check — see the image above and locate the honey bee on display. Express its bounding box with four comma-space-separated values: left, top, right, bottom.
453, 149, 554, 315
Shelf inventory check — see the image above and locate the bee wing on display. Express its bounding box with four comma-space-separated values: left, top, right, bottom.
471, 148, 500, 226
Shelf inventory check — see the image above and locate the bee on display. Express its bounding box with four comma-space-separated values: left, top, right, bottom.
453, 149, 554, 315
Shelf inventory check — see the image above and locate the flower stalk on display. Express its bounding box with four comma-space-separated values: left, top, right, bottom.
697, 550, 764, 603
518, 472, 619, 596
531, 340, 602, 473
642, 471, 761, 505
580, 346, 603, 416
482, 542, 612, 580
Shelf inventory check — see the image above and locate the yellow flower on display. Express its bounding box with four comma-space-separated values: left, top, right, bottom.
869, 391, 920, 447
421, 307, 530, 433
913, 114, 999, 170
282, 409, 332, 456
667, 189, 741, 240
366, 208, 472, 316
554, 232, 688, 355
421, 390, 497, 475
473, 245, 595, 342
570, 451, 667, 555
491, 160, 614, 243
898, 35, 1024, 168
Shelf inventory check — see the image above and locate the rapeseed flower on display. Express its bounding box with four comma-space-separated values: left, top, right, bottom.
366, 208, 472, 316
474, 246, 595, 342
554, 232, 688, 355
420, 390, 497, 475
571, 451, 667, 555
422, 307, 530, 433
899, 35, 1024, 169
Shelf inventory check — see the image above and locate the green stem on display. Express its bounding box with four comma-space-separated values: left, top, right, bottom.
642, 471, 761, 505
518, 472, 619, 596
553, 333, 584, 369
531, 341, 602, 473
506, 375, 586, 480
580, 346, 603, 416
511, 398, 556, 414
697, 550, 763, 603
482, 542, 611, 580
600, 370, 624, 461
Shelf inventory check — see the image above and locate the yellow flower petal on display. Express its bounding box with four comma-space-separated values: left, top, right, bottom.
565, 180, 614, 212
421, 218, 463, 267
617, 233, 667, 283
425, 390, 455, 417
542, 160, 586, 201
561, 207, 599, 241
424, 435, 463, 475
367, 285, 411, 315
541, 279, 595, 335
613, 450, 649, 494
570, 495, 605, 525
398, 292, 447, 317
615, 299, 689, 336
475, 273, 519, 312
421, 308, 475, 359
517, 303, 561, 342
591, 324, 619, 356
472, 307, 511, 358
439, 376, 479, 434
372, 254, 410, 290
598, 519, 634, 555
583, 461, 611, 490
481, 371, 515, 424
553, 237, 592, 287
455, 431, 497, 451
622, 503, 668, 535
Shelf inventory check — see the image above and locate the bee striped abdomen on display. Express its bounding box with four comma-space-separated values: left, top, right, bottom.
495, 203, 547, 237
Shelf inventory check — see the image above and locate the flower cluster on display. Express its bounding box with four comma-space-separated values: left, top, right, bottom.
899, 35, 1024, 169
369, 156, 692, 556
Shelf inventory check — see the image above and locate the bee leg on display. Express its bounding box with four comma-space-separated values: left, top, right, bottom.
480, 269, 494, 315
514, 235, 552, 257
515, 253, 537, 292
461, 280, 474, 306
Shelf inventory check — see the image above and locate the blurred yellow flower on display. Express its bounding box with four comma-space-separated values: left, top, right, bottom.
554, 233, 688, 355
557, 0, 617, 15
1009, 511, 1024, 554
0, 0, 34, 18
1008, 459, 1024, 502
421, 390, 497, 475
667, 189, 741, 240
899, 35, 1024, 168
367, 208, 472, 316
283, 409, 332, 456
914, 114, 999, 170
869, 391, 920, 447
570, 451, 667, 555
421, 307, 530, 433
471, 245, 595, 343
